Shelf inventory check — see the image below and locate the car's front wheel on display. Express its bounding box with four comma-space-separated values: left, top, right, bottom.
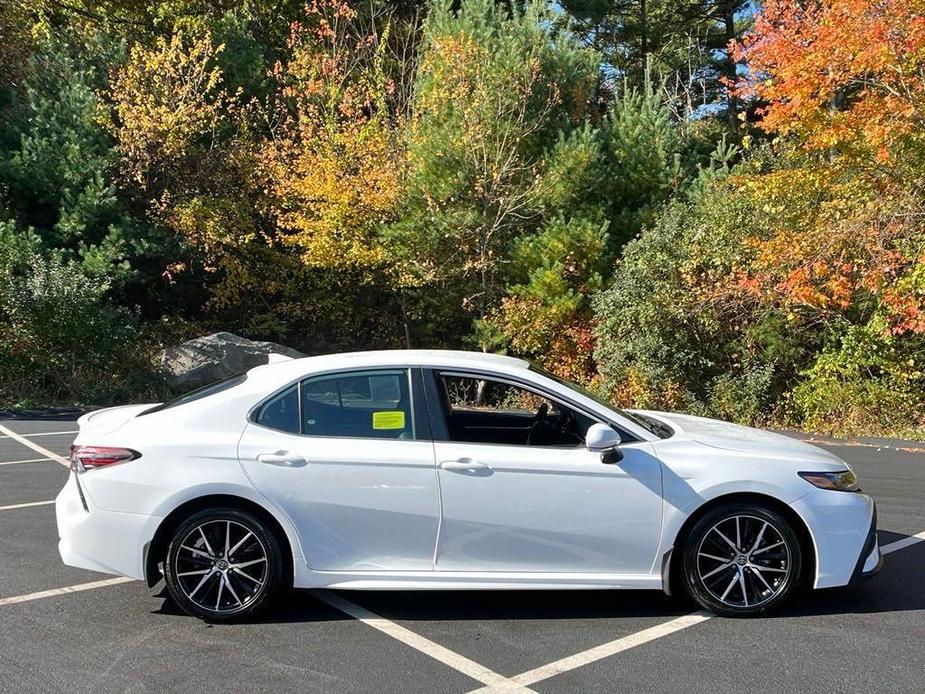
164, 508, 282, 621
681, 501, 802, 617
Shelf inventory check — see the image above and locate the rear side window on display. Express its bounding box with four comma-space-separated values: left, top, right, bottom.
140, 374, 247, 416
301, 369, 413, 439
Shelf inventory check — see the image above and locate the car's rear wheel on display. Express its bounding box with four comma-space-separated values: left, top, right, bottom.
681, 502, 802, 617
164, 508, 282, 621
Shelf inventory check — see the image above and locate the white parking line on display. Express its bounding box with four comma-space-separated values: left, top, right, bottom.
0, 500, 55, 511
0, 429, 78, 439
0, 424, 69, 467
0, 577, 134, 607
0, 457, 54, 467
468, 611, 713, 693
465, 531, 925, 693
882, 531, 925, 554
311, 590, 537, 693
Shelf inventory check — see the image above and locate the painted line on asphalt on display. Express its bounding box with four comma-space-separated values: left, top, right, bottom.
469, 611, 714, 693
0, 457, 55, 467
0, 577, 134, 607
799, 436, 925, 455
0, 429, 78, 439
0, 424, 69, 467
0, 500, 55, 511
470, 529, 925, 693
882, 531, 925, 554
312, 590, 537, 693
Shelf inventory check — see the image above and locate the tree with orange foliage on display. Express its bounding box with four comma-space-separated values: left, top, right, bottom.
736, 0, 925, 164
730, 0, 925, 337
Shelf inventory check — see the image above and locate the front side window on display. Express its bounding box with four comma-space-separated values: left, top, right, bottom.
301, 369, 414, 439
438, 373, 595, 447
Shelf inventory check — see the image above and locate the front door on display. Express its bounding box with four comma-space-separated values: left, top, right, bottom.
428, 371, 663, 574
238, 368, 439, 572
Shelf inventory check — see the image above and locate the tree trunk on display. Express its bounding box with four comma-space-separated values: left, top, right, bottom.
722, 0, 738, 130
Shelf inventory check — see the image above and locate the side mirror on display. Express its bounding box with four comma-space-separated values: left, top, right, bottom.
586, 423, 624, 464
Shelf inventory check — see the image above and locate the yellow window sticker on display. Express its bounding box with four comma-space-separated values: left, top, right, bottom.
372, 410, 406, 430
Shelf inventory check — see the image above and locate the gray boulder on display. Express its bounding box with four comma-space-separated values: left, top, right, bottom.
160, 332, 305, 390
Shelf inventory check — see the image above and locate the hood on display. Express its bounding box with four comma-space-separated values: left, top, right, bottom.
634, 410, 847, 467
77, 404, 158, 436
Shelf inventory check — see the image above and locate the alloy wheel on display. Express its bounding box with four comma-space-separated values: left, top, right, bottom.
695, 514, 792, 609
174, 519, 269, 614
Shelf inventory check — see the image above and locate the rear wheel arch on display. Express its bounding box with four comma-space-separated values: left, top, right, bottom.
145, 494, 295, 589
664, 492, 816, 598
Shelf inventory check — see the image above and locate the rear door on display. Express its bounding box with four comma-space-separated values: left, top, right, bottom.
238, 368, 440, 572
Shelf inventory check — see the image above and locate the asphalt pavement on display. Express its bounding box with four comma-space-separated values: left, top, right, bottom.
0, 419, 922, 693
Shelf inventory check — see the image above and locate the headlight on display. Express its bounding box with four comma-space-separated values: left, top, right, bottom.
798, 469, 860, 492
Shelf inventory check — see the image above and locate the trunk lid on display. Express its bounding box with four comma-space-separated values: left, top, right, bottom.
76, 404, 157, 437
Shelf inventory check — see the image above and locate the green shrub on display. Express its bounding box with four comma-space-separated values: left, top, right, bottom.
0, 235, 166, 407
790, 321, 925, 437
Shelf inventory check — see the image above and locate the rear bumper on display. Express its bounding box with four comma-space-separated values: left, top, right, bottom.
55, 472, 160, 580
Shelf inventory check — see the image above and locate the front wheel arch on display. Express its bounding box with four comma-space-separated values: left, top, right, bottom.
145, 494, 294, 590
664, 492, 816, 598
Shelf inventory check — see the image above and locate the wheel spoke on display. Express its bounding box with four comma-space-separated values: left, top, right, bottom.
750, 564, 786, 573
233, 557, 267, 569
228, 531, 253, 559
215, 575, 225, 610
225, 521, 231, 558
225, 576, 244, 607
750, 566, 774, 593
712, 528, 740, 554
232, 567, 263, 586
738, 567, 748, 606
699, 552, 730, 563
735, 517, 742, 552
188, 569, 214, 598
749, 522, 769, 554
702, 561, 734, 580
751, 540, 784, 556
181, 545, 213, 560
199, 527, 216, 557
178, 569, 211, 577
720, 572, 739, 601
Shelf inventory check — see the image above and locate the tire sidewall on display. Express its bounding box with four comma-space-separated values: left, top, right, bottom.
164, 507, 282, 622
682, 502, 802, 617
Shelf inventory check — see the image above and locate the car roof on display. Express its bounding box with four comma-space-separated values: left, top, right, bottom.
246, 349, 530, 385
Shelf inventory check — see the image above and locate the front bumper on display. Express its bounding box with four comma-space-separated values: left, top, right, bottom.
55, 472, 160, 580
792, 488, 879, 589
849, 503, 884, 583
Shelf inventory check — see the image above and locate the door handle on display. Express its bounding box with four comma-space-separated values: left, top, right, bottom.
256, 452, 307, 467
439, 458, 491, 474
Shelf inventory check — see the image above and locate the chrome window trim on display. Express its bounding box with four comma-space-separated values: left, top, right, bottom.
248, 366, 417, 441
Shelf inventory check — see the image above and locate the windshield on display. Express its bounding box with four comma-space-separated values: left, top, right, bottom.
139, 373, 248, 416
528, 365, 673, 439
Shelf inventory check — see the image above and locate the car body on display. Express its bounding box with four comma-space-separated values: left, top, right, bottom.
56, 349, 882, 619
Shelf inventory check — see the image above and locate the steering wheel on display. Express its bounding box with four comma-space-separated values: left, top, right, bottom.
525, 403, 549, 445
556, 410, 579, 445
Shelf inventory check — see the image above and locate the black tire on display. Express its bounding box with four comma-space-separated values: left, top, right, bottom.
681, 501, 802, 617
164, 507, 282, 621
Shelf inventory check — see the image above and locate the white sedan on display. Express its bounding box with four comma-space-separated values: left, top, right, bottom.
57, 350, 882, 620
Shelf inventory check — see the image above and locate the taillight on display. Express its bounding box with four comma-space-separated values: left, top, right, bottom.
69, 445, 140, 472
